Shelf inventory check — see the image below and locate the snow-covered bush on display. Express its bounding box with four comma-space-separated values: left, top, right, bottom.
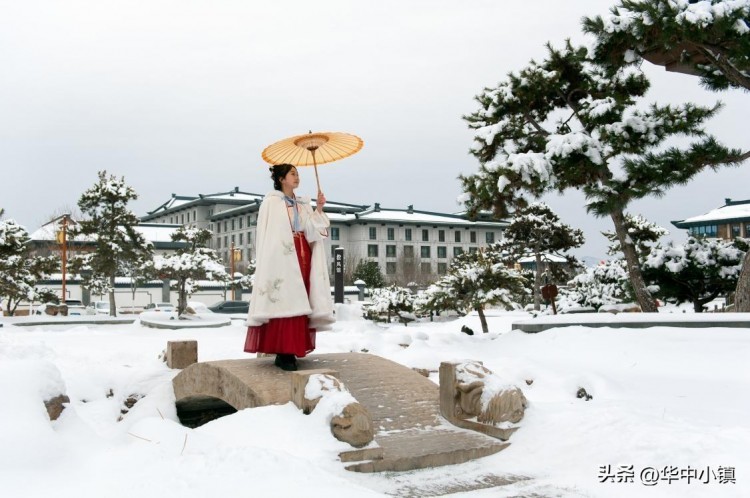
560, 259, 632, 310
362, 285, 415, 325
643, 236, 747, 312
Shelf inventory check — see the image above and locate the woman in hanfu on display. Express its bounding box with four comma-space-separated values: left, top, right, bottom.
244, 163, 334, 371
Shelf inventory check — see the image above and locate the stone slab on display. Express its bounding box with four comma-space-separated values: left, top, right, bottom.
166, 340, 198, 369
513, 315, 750, 333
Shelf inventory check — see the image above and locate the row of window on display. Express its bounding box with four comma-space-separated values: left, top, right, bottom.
364, 227, 496, 244
688, 223, 750, 238
364, 244, 476, 258
216, 215, 254, 234
215, 232, 253, 249
167, 210, 199, 225
384, 261, 448, 275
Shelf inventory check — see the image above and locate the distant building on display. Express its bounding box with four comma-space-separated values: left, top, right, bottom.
28, 214, 186, 257
672, 198, 750, 240
140, 188, 509, 283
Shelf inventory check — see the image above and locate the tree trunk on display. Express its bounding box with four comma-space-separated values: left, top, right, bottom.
610, 209, 658, 312
735, 251, 750, 312
533, 248, 542, 311
477, 305, 489, 333
109, 275, 117, 317
178, 278, 187, 315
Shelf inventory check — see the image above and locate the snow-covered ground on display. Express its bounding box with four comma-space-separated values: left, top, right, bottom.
0, 305, 747, 497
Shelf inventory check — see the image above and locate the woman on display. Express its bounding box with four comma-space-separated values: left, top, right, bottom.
244, 164, 334, 371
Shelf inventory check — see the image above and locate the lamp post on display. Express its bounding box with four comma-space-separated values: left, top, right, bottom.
230, 245, 242, 300
56, 215, 69, 302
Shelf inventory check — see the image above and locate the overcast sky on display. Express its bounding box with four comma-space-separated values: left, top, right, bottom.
1, 0, 747, 260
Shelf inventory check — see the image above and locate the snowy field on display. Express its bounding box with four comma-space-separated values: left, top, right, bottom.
1, 305, 747, 498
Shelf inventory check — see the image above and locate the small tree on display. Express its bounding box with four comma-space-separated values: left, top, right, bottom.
71, 171, 152, 316
420, 249, 527, 333
362, 285, 415, 325
352, 260, 386, 288
0, 210, 59, 315
584, 0, 750, 311
603, 213, 669, 260
151, 226, 229, 314
460, 41, 747, 312
499, 202, 584, 310
643, 236, 747, 312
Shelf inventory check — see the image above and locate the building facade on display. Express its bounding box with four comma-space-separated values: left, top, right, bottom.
672, 198, 750, 240
141, 188, 508, 283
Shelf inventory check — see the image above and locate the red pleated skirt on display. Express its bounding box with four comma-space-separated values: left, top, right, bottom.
244, 232, 316, 357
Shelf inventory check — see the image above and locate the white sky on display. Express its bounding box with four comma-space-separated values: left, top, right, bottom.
0, 0, 747, 259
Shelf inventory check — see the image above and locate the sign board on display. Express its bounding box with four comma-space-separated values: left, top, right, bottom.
334, 248, 344, 304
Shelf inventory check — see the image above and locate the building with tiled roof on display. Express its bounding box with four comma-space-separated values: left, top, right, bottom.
672, 198, 750, 240
141, 189, 508, 284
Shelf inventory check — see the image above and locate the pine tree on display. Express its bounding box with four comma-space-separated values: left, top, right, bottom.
643, 236, 747, 312
419, 248, 527, 333
71, 171, 152, 316
150, 226, 228, 314
0, 209, 58, 315
362, 285, 415, 325
498, 202, 584, 310
561, 259, 632, 310
585, 0, 750, 311
584, 0, 750, 92
352, 260, 386, 289
460, 41, 747, 312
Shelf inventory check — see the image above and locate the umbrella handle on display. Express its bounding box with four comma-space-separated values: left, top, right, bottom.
311, 148, 322, 195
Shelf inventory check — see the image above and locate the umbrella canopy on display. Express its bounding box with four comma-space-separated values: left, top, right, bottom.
261, 131, 363, 193
261, 131, 363, 167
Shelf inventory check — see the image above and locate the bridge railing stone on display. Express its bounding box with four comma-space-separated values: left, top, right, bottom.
439, 360, 527, 441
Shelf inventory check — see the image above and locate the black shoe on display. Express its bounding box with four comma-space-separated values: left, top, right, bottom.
275, 354, 297, 372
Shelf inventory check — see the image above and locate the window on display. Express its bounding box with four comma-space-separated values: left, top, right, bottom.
731, 224, 741, 238
247, 231, 252, 243
746, 224, 750, 238
469, 247, 478, 254
387, 227, 395, 240
437, 246, 447, 258
230, 235, 234, 245
438, 263, 447, 275
331, 227, 340, 240
486, 231, 495, 244
247, 215, 252, 226
224, 221, 228, 232
454, 231, 461, 243
403, 245, 414, 257
386, 245, 396, 258
438, 230, 445, 242
689, 224, 718, 237
239, 218, 243, 229
369, 227, 377, 240
181, 214, 185, 224
193, 210, 197, 221
368, 244, 379, 257
420, 262, 431, 274
386, 262, 397, 275
231, 219, 235, 231
239, 233, 243, 245
420, 246, 431, 258
453, 247, 463, 257
217, 223, 221, 233
224, 236, 228, 247
470, 231, 476, 243
170, 217, 173, 224
405, 228, 412, 241
217, 237, 221, 249
422, 229, 429, 241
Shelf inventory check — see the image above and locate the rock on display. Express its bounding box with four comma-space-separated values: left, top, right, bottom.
331, 402, 375, 448
166, 340, 198, 369
460, 325, 474, 336
576, 387, 593, 401
44, 394, 70, 421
